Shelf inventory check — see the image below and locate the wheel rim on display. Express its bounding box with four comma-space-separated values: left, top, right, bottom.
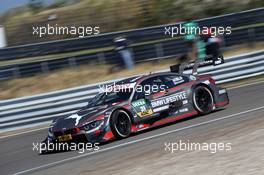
194, 87, 213, 113
115, 112, 131, 137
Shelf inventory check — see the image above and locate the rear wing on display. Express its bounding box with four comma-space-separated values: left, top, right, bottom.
170, 59, 205, 75
170, 57, 224, 75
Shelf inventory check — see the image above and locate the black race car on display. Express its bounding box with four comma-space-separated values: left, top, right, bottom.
42, 70, 229, 151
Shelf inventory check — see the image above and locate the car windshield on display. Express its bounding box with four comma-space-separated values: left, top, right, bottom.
87, 89, 133, 107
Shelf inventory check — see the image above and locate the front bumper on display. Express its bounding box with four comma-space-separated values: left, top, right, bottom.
48, 126, 115, 144
41, 129, 115, 154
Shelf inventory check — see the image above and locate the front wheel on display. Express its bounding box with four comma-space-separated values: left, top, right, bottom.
110, 109, 132, 139
193, 86, 214, 115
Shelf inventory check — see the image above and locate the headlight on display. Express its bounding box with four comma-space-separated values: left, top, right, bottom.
81, 120, 104, 132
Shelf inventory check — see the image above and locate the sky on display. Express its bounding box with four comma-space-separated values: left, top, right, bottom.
0, 0, 53, 13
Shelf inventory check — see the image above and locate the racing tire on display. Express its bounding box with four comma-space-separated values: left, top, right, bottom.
110, 109, 132, 139
193, 86, 214, 115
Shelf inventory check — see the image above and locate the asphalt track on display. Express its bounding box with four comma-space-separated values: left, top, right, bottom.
0, 81, 264, 175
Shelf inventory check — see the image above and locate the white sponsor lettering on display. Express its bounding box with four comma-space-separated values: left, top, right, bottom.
151, 91, 187, 108
153, 105, 170, 112
218, 89, 226, 95
182, 100, 188, 105
179, 108, 188, 113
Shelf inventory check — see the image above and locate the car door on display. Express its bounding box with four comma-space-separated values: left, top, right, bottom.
149, 74, 190, 113
131, 76, 167, 119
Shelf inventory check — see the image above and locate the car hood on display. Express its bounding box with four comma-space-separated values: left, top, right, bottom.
53, 105, 109, 131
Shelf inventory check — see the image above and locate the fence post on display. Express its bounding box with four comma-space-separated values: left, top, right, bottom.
247, 28, 255, 46
221, 35, 226, 51
41, 62, 50, 73
129, 48, 136, 67
68, 57, 77, 67
97, 52, 106, 65
12, 67, 20, 78
155, 43, 164, 62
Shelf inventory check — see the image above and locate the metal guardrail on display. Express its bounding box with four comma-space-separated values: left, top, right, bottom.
0, 50, 263, 133
0, 25, 263, 81
0, 8, 263, 61
0, 8, 263, 81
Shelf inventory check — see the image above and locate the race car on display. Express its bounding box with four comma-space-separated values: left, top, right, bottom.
42, 70, 229, 151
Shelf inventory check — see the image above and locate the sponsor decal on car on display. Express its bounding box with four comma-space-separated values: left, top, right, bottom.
151, 91, 187, 108
182, 99, 188, 105
179, 107, 188, 113
66, 114, 84, 126
218, 89, 226, 95
172, 76, 184, 85
135, 103, 154, 117
137, 109, 153, 117
132, 99, 146, 107
153, 105, 170, 112
189, 75, 197, 80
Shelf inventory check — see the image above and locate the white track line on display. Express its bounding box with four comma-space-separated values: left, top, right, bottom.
228, 80, 264, 90
13, 105, 264, 175
0, 126, 49, 139
1, 80, 264, 139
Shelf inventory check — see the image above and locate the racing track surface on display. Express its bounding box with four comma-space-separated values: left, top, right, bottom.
0, 82, 264, 175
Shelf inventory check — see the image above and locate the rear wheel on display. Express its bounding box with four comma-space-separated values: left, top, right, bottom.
110, 109, 132, 139
193, 86, 214, 114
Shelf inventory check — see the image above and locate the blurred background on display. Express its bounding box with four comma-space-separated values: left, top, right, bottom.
0, 0, 263, 100
0, 0, 263, 45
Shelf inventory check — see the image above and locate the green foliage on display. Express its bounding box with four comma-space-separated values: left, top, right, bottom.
28, 0, 44, 14
2, 0, 264, 46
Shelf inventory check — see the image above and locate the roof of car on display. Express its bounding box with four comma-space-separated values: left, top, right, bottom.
116, 72, 180, 84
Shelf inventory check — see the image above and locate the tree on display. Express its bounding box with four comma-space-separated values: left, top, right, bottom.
28, 0, 43, 14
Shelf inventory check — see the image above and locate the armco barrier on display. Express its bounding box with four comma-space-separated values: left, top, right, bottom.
0, 50, 264, 133
0, 8, 263, 61
0, 25, 264, 81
